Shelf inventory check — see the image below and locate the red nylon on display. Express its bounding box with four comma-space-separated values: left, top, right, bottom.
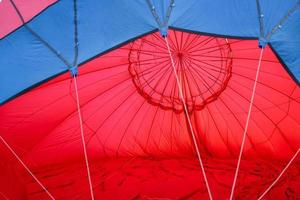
0, 30, 299, 199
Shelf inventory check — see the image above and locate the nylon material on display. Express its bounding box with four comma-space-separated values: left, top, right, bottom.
270, 7, 300, 83
0, 27, 67, 104
168, 0, 300, 80
3, 158, 299, 199
73, 76, 95, 200
229, 47, 264, 200
256, 0, 265, 38
169, 0, 260, 38
0, 162, 26, 199
145, 0, 163, 28
259, 0, 299, 37
1, 31, 300, 199
0, 0, 300, 197
77, 0, 157, 62
147, 0, 174, 36
0, 135, 55, 199
164, 36, 213, 200
0, 0, 156, 104
258, 149, 300, 200
151, 0, 171, 25
0, 0, 57, 38
26, 0, 76, 65
1, 31, 299, 161
1, 0, 300, 104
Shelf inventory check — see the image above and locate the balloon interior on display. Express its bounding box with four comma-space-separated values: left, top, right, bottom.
0, 1, 299, 199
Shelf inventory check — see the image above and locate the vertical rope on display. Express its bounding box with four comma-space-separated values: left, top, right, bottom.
0, 135, 55, 200
71, 1, 94, 198
229, 47, 264, 200
164, 37, 213, 200
73, 76, 95, 200
258, 148, 300, 200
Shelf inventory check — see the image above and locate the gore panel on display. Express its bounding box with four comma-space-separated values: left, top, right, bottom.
270, 7, 300, 84
169, 0, 259, 38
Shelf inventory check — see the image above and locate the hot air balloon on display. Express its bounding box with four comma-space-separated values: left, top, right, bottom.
0, 0, 299, 199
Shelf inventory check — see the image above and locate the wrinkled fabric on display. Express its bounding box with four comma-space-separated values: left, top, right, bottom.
1, 30, 299, 199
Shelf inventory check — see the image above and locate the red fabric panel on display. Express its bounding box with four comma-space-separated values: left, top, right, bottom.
0, 30, 299, 199
0, 0, 57, 39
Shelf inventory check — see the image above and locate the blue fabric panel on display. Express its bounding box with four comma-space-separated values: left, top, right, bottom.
169, 0, 260, 38
0, 0, 156, 104
259, 0, 299, 37
28, 0, 75, 65
77, 0, 157, 63
151, 0, 171, 23
270, 6, 300, 83
0, 27, 66, 103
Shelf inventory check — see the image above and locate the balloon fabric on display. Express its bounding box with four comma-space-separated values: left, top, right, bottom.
0, 1, 299, 199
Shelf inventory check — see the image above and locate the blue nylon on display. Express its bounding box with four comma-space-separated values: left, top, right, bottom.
0, 0, 156, 103
270, 6, 300, 84
0, 0, 299, 104
170, 0, 260, 38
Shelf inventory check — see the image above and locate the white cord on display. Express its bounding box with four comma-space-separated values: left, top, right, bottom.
229, 47, 264, 200
0, 135, 55, 199
73, 76, 95, 200
258, 148, 300, 200
164, 37, 213, 200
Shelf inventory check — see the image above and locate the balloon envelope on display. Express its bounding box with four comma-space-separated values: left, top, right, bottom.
0, 1, 300, 199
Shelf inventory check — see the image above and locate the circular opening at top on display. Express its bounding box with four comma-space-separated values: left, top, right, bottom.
129, 30, 233, 113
